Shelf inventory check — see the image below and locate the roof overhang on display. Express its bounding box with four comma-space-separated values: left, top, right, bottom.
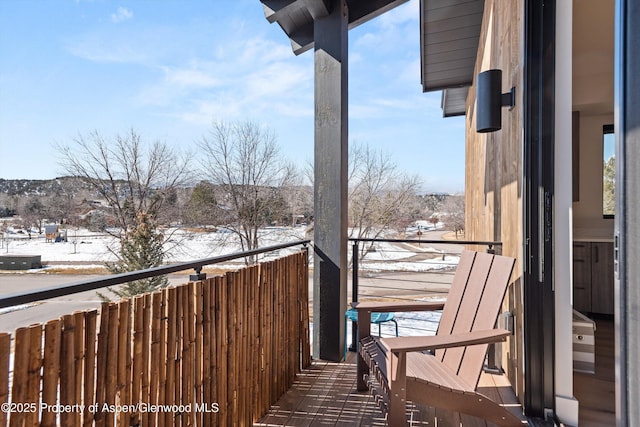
420, 0, 484, 116
261, 0, 410, 55
261, 0, 483, 117
441, 86, 469, 117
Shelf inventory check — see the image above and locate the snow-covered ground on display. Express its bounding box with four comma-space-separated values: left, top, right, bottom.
1, 226, 459, 273
356, 240, 459, 272
361, 255, 459, 273
1, 226, 307, 263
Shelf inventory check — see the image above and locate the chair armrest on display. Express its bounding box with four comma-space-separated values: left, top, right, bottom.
380, 328, 511, 353
352, 300, 445, 313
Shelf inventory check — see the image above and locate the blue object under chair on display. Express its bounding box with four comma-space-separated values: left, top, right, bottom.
345, 308, 398, 337
345, 307, 398, 357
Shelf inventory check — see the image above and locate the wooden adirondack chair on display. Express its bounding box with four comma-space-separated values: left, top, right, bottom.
354, 250, 525, 426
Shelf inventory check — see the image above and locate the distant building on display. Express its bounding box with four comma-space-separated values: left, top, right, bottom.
44, 224, 67, 242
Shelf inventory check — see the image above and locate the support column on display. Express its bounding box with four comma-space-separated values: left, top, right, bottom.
615, 0, 640, 425
313, 0, 348, 361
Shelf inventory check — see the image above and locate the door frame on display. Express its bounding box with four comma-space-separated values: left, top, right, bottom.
522, 0, 556, 417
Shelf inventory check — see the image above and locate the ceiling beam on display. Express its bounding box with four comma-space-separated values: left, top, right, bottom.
261, 0, 410, 55
304, 0, 332, 19
348, 0, 410, 28
290, 23, 315, 55
262, 0, 299, 23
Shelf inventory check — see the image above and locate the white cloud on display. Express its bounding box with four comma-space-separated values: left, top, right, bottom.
68, 41, 148, 63
132, 34, 313, 124
354, 32, 381, 48
243, 37, 293, 63
397, 57, 422, 84
350, 93, 440, 120
244, 62, 309, 99
161, 65, 220, 88
353, 0, 418, 53
378, 0, 419, 29
174, 99, 243, 125
111, 7, 133, 23
65, 15, 314, 129
66, 28, 168, 64
167, 64, 314, 125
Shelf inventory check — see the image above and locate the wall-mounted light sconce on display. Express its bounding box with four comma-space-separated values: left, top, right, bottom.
476, 69, 515, 133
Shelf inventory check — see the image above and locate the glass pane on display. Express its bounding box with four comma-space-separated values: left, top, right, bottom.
603, 127, 615, 216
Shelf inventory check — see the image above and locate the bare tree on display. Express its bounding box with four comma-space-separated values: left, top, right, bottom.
282, 183, 313, 227
58, 129, 192, 232
17, 196, 46, 238
198, 121, 297, 256
303, 142, 422, 254
348, 143, 422, 253
443, 194, 465, 238
57, 129, 192, 297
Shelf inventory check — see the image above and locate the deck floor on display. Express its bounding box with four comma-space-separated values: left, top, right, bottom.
255, 352, 526, 427
573, 315, 615, 427
256, 317, 615, 426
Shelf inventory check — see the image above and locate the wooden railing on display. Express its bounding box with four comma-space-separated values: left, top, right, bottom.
0, 250, 310, 427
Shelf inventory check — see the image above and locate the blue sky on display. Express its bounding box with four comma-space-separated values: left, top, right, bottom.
0, 0, 465, 192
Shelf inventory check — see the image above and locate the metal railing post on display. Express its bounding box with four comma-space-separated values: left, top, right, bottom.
189, 266, 206, 281
350, 241, 359, 351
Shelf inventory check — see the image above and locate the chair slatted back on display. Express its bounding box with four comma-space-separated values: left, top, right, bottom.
435, 250, 515, 388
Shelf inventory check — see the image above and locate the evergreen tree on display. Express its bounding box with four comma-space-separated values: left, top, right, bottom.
184, 180, 220, 226
603, 156, 615, 215
101, 212, 168, 300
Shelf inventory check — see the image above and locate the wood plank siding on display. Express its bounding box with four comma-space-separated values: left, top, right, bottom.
464, 0, 525, 400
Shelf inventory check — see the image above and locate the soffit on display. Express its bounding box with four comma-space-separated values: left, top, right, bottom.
420, 0, 484, 92
441, 87, 469, 117
421, 0, 484, 117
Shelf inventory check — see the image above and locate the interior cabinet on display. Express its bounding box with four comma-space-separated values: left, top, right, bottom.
573, 242, 592, 313
573, 241, 614, 315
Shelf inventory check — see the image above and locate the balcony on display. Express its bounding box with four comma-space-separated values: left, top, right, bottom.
4, 238, 616, 426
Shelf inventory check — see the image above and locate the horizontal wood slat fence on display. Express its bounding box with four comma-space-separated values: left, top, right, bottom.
0, 251, 310, 427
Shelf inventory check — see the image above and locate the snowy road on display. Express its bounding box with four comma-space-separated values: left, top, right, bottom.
0, 273, 194, 332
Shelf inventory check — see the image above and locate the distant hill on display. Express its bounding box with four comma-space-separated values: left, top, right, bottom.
0, 177, 315, 229
0, 176, 96, 196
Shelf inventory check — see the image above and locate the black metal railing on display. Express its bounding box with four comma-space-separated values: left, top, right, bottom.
350, 238, 501, 302
348, 238, 502, 351
0, 240, 310, 309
